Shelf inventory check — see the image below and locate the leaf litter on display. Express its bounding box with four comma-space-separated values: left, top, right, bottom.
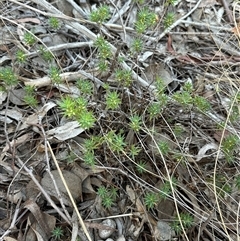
0, 0, 240, 240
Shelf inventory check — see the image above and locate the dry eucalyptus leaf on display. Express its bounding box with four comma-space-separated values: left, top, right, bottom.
41, 170, 82, 206
19, 102, 56, 130
9, 88, 26, 105
46, 121, 85, 141
0, 108, 22, 121
143, 63, 173, 86
24, 200, 54, 241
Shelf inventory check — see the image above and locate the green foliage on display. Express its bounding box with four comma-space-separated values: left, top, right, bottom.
16, 50, 27, 63
77, 110, 96, 129
135, 7, 157, 34
173, 124, 184, 137
115, 69, 132, 87
23, 86, 38, 107
0, 67, 18, 87
129, 115, 142, 132
105, 131, 126, 153
134, 0, 145, 3
83, 135, 102, 152
39, 46, 53, 61
90, 5, 110, 23
158, 141, 170, 155
171, 212, 194, 234
165, 0, 178, 5
23, 31, 36, 45
193, 96, 211, 112
98, 60, 109, 72
48, 17, 61, 29
58, 96, 95, 129
83, 151, 96, 166
136, 160, 147, 174
144, 192, 158, 209
159, 177, 177, 200
229, 105, 240, 123
211, 175, 232, 197
164, 12, 175, 29
52, 226, 64, 240
105, 91, 121, 110
97, 185, 118, 208
94, 36, 112, 59
49, 66, 61, 83
131, 38, 143, 53
129, 144, 141, 158
173, 91, 193, 106
155, 77, 167, 97
235, 175, 240, 190
221, 134, 239, 163
76, 79, 93, 95
148, 102, 161, 119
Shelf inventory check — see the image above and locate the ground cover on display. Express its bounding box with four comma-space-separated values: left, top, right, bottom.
0, 0, 240, 240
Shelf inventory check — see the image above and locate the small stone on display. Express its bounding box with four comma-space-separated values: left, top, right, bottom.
99, 219, 116, 239
106, 239, 114, 241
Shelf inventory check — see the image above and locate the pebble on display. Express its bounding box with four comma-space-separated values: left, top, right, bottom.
99, 219, 116, 239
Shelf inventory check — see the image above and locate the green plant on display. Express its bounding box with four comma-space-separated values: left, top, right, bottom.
221, 134, 239, 163
173, 91, 193, 106
173, 123, 184, 137
0, 67, 18, 87
129, 115, 142, 132
193, 96, 211, 112
39, 46, 53, 61
83, 151, 96, 166
77, 110, 96, 129
76, 79, 93, 95
115, 69, 132, 87
136, 160, 147, 174
155, 77, 167, 97
159, 177, 177, 200
90, 5, 110, 24
16, 50, 27, 63
134, 0, 145, 4
229, 105, 240, 123
235, 175, 240, 190
147, 102, 161, 119
58, 96, 95, 129
23, 85, 38, 107
129, 144, 141, 158
58, 96, 77, 118
49, 66, 61, 83
97, 185, 108, 198
48, 17, 61, 29
105, 131, 126, 153
165, 0, 178, 5
171, 212, 194, 234
135, 7, 157, 34
97, 185, 118, 208
83, 135, 102, 152
105, 91, 121, 110
131, 38, 143, 54
94, 36, 112, 59
144, 192, 158, 209
98, 60, 109, 72
164, 12, 175, 29
23, 31, 36, 45
158, 141, 170, 155
52, 226, 64, 240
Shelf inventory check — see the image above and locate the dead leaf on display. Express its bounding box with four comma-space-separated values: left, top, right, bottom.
46, 121, 85, 141
41, 170, 82, 205
16, 18, 41, 24
23, 200, 55, 241
19, 102, 56, 130
3, 237, 18, 241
